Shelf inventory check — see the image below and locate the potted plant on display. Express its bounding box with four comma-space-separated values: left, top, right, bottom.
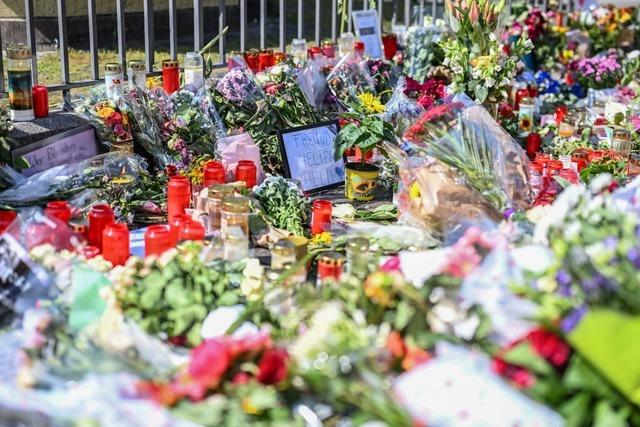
335, 93, 396, 201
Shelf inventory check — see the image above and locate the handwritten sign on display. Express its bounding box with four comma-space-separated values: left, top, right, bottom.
277, 121, 345, 193
352, 10, 383, 59
0, 233, 53, 325
13, 125, 100, 176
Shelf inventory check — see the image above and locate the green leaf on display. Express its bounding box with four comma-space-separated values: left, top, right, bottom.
593, 400, 628, 427
501, 342, 554, 376
165, 281, 190, 308
559, 393, 592, 427
394, 301, 415, 330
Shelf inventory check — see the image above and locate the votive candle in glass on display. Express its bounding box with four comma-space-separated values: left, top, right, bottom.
206, 184, 235, 232
235, 160, 257, 188
244, 50, 260, 73
44, 201, 72, 224
127, 60, 146, 92
258, 49, 275, 71
526, 132, 541, 159
7, 45, 34, 121
162, 59, 180, 95
169, 213, 192, 243
167, 175, 191, 222
32, 85, 49, 118
102, 222, 130, 266
179, 220, 206, 241
317, 251, 345, 285
88, 203, 115, 251
291, 38, 308, 61
104, 63, 124, 98
271, 239, 296, 269
221, 195, 250, 240
321, 41, 336, 58
145, 225, 173, 257
311, 199, 332, 235
203, 161, 226, 187
382, 33, 398, 60
184, 51, 205, 89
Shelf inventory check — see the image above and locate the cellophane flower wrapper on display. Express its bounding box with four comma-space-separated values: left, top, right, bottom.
73, 87, 134, 150
403, 24, 446, 83
212, 66, 266, 130
383, 77, 426, 134
401, 93, 532, 215
327, 52, 377, 107
298, 57, 332, 110
201, 79, 229, 139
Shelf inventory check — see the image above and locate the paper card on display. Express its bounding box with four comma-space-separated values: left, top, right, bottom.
352, 10, 384, 59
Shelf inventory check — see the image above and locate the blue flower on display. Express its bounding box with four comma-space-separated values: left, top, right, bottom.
555, 270, 573, 297
561, 305, 588, 334
627, 247, 640, 269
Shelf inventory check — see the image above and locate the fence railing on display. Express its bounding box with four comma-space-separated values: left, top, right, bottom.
0, 0, 564, 101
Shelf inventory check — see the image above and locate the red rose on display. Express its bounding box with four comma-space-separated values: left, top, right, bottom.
257, 348, 289, 385
188, 339, 231, 388
526, 328, 570, 368
511, 368, 535, 388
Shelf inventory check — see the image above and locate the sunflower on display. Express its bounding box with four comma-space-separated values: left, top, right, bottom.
97, 106, 116, 119
357, 92, 385, 114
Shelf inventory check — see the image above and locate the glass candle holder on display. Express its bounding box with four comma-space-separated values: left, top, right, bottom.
206, 184, 235, 232
308, 46, 322, 60
354, 41, 365, 56
88, 203, 115, 251
286, 236, 309, 262
518, 97, 535, 135
555, 105, 568, 125
535, 153, 551, 177
223, 231, 249, 262
611, 129, 632, 158
528, 162, 544, 196
271, 239, 296, 269
291, 38, 308, 61
184, 52, 205, 89
628, 153, 640, 176
104, 63, 124, 98
235, 160, 257, 188
274, 51, 287, 64
526, 132, 541, 159
321, 41, 336, 58
221, 196, 250, 241
311, 199, 332, 235
145, 225, 174, 257
32, 85, 49, 118
179, 220, 205, 241
7, 45, 35, 121
79, 245, 100, 259
338, 33, 355, 56
203, 161, 226, 187
167, 175, 191, 222
102, 222, 130, 266
162, 59, 180, 95
317, 251, 345, 285
346, 237, 370, 279
258, 49, 275, 71
244, 50, 260, 73
44, 201, 72, 224
127, 60, 146, 91
382, 33, 398, 60
0, 210, 17, 234
169, 213, 192, 244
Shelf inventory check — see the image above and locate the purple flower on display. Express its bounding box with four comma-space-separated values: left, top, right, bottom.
556, 270, 573, 297
603, 236, 618, 250
627, 247, 640, 269
561, 305, 588, 334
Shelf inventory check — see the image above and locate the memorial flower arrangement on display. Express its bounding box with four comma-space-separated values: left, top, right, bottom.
403, 76, 448, 109
571, 52, 622, 90
253, 176, 310, 236
76, 97, 134, 149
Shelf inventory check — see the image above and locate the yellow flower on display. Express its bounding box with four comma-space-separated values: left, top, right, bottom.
242, 398, 261, 415
97, 106, 115, 119
409, 182, 421, 199
357, 92, 385, 114
146, 76, 162, 89
607, 23, 617, 32
619, 12, 632, 23
562, 50, 574, 61
310, 231, 333, 246
470, 55, 492, 69
552, 25, 568, 35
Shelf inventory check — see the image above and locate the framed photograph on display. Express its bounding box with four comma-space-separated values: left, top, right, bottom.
277, 121, 345, 193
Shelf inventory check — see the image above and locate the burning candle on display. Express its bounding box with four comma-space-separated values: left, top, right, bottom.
6, 46, 34, 121
145, 225, 174, 257
167, 175, 191, 222
169, 213, 192, 243
311, 199, 332, 235
203, 161, 226, 187
179, 220, 206, 241
32, 85, 49, 118
0, 210, 17, 234
102, 222, 130, 266
44, 201, 72, 224
321, 41, 335, 58
162, 59, 180, 95
235, 160, 257, 188
88, 203, 115, 251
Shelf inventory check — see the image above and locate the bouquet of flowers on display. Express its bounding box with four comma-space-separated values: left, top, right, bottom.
253, 176, 310, 237
403, 76, 448, 109
570, 52, 622, 90
75, 92, 134, 149
366, 59, 401, 104
212, 66, 264, 130
327, 53, 377, 107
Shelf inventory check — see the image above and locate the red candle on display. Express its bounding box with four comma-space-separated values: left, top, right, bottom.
235, 160, 257, 188
244, 50, 260, 73
311, 199, 332, 235
0, 210, 17, 234
88, 203, 115, 251
382, 33, 398, 60
203, 161, 226, 187
514, 87, 530, 110
169, 213, 191, 243
258, 49, 275, 71
548, 160, 563, 177
145, 225, 174, 257
321, 42, 335, 58
526, 132, 542, 159
32, 85, 49, 118
162, 59, 180, 95
354, 41, 365, 56
179, 220, 205, 241
44, 201, 72, 224
555, 105, 568, 125
308, 46, 322, 60
274, 52, 287, 64
167, 175, 191, 222
102, 222, 130, 266
79, 245, 100, 259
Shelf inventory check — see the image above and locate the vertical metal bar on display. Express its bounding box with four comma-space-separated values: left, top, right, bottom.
194, 0, 203, 51
0, 20, 4, 92
348, 0, 353, 32
57, 0, 70, 107
24, 0, 38, 84
363, 0, 368, 10
315, 0, 320, 45
169, 0, 178, 59
88, 0, 99, 79
431, 0, 436, 20
219, 0, 226, 62
331, 0, 337, 40
279, 0, 286, 52
419, 0, 424, 24
404, 0, 411, 25
116, 0, 126, 65
260, 0, 266, 48
378, 0, 383, 32
144, 0, 155, 71
298, 0, 304, 39
240, 0, 247, 51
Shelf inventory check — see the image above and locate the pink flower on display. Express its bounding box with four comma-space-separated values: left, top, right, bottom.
188, 339, 231, 388
631, 115, 640, 131
381, 256, 402, 272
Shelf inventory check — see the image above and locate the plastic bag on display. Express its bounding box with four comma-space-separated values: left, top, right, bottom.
215, 66, 265, 104
383, 77, 425, 133
402, 93, 532, 215
327, 52, 376, 107
298, 57, 330, 109
216, 132, 265, 185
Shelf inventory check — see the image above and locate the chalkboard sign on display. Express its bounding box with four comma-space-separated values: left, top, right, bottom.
12, 125, 100, 177
277, 121, 345, 193
0, 233, 53, 324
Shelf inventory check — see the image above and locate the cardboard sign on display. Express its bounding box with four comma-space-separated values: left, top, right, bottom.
352, 10, 383, 59
12, 125, 100, 177
0, 233, 52, 322
277, 121, 345, 193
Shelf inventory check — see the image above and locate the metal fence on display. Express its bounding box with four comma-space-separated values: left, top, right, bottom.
0, 0, 563, 100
